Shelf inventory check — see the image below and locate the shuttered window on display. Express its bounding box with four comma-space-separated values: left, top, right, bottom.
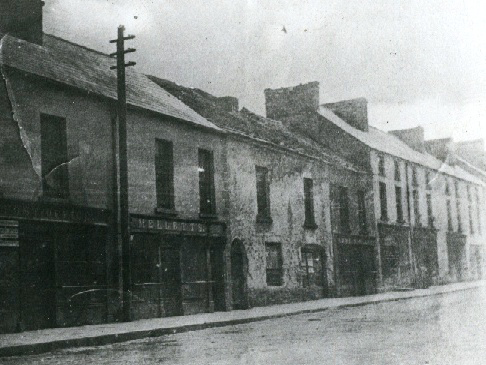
155, 139, 174, 210
40, 114, 69, 199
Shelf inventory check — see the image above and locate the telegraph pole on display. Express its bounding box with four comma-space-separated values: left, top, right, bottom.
110, 25, 136, 322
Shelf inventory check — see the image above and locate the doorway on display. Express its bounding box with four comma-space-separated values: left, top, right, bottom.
230, 239, 247, 309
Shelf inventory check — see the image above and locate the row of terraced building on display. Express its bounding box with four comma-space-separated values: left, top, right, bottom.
0, 0, 484, 333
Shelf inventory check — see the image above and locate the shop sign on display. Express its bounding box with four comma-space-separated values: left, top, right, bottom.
336, 235, 374, 246
0, 220, 19, 247
130, 216, 211, 235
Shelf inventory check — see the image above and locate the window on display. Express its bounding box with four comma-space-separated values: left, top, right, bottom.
40, 114, 69, 199
395, 186, 403, 222
413, 190, 420, 225
379, 182, 388, 221
447, 200, 453, 232
394, 160, 401, 181
445, 180, 451, 196
357, 190, 367, 233
426, 171, 432, 190
467, 186, 472, 203
256, 166, 271, 222
265, 243, 282, 286
412, 166, 418, 187
300, 248, 324, 287
426, 193, 433, 227
198, 149, 216, 215
378, 155, 385, 176
338, 187, 350, 233
455, 182, 462, 232
477, 189, 482, 234
303, 178, 316, 228
155, 139, 174, 211
469, 205, 475, 235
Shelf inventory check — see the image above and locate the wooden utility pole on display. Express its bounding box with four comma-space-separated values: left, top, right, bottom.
110, 25, 136, 322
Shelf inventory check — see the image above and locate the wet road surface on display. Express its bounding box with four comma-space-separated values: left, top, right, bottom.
4, 287, 486, 365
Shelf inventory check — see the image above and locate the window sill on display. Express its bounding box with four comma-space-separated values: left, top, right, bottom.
256, 215, 273, 224
38, 196, 71, 204
303, 222, 318, 230
154, 207, 178, 217
199, 213, 218, 220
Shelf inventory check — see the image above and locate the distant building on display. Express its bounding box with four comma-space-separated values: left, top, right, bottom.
263, 81, 485, 290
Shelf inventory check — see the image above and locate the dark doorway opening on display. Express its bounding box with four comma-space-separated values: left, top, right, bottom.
231, 239, 247, 309
20, 223, 56, 331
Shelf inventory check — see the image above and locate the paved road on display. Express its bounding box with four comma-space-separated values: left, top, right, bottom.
4, 287, 486, 365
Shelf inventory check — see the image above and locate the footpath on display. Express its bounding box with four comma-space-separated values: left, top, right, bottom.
0, 280, 483, 357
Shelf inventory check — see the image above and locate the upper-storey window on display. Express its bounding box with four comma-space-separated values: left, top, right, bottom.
357, 190, 367, 234
445, 180, 451, 196
378, 155, 385, 177
338, 187, 350, 233
303, 178, 317, 228
155, 139, 174, 211
477, 189, 482, 234
395, 186, 404, 223
198, 149, 216, 216
394, 160, 401, 182
379, 182, 388, 221
40, 114, 69, 200
412, 166, 418, 187
426, 171, 432, 190
256, 166, 271, 223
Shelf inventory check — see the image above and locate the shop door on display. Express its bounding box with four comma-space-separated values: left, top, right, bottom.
210, 243, 226, 311
160, 245, 182, 317
231, 240, 246, 309
20, 223, 56, 330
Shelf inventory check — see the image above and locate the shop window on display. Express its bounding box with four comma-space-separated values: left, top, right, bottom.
303, 178, 316, 228
155, 139, 174, 211
300, 248, 323, 287
395, 186, 403, 222
198, 149, 216, 216
40, 114, 69, 199
394, 160, 401, 181
378, 155, 385, 177
256, 166, 271, 223
379, 182, 388, 221
357, 190, 367, 233
265, 242, 282, 286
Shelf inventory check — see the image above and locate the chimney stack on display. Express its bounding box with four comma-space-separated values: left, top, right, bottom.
264, 81, 320, 120
322, 98, 369, 132
0, 0, 44, 45
389, 126, 425, 152
216, 96, 239, 113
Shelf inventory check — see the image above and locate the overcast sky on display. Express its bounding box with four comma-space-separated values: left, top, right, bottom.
44, 0, 486, 142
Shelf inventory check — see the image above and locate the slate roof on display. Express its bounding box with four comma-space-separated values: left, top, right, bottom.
0, 33, 219, 131
318, 105, 485, 185
149, 77, 363, 173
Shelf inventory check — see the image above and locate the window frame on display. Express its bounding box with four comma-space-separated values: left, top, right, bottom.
155, 139, 175, 213
198, 148, 216, 216
40, 113, 69, 200
265, 242, 283, 286
256, 166, 272, 223
303, 178, 317, 229
379, 181, 388, 221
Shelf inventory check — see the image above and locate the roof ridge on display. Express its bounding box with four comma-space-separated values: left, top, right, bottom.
43, 32, 110, 57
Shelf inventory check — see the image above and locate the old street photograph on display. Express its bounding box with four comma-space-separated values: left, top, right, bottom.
0, 0, 485, 364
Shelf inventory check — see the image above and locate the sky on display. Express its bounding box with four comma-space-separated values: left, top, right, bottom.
43, 0, 486, 142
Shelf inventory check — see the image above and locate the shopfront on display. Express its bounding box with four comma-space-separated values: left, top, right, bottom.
333, 234, 377, 297
0, 199, 109, 333
129, 214, 226, 320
